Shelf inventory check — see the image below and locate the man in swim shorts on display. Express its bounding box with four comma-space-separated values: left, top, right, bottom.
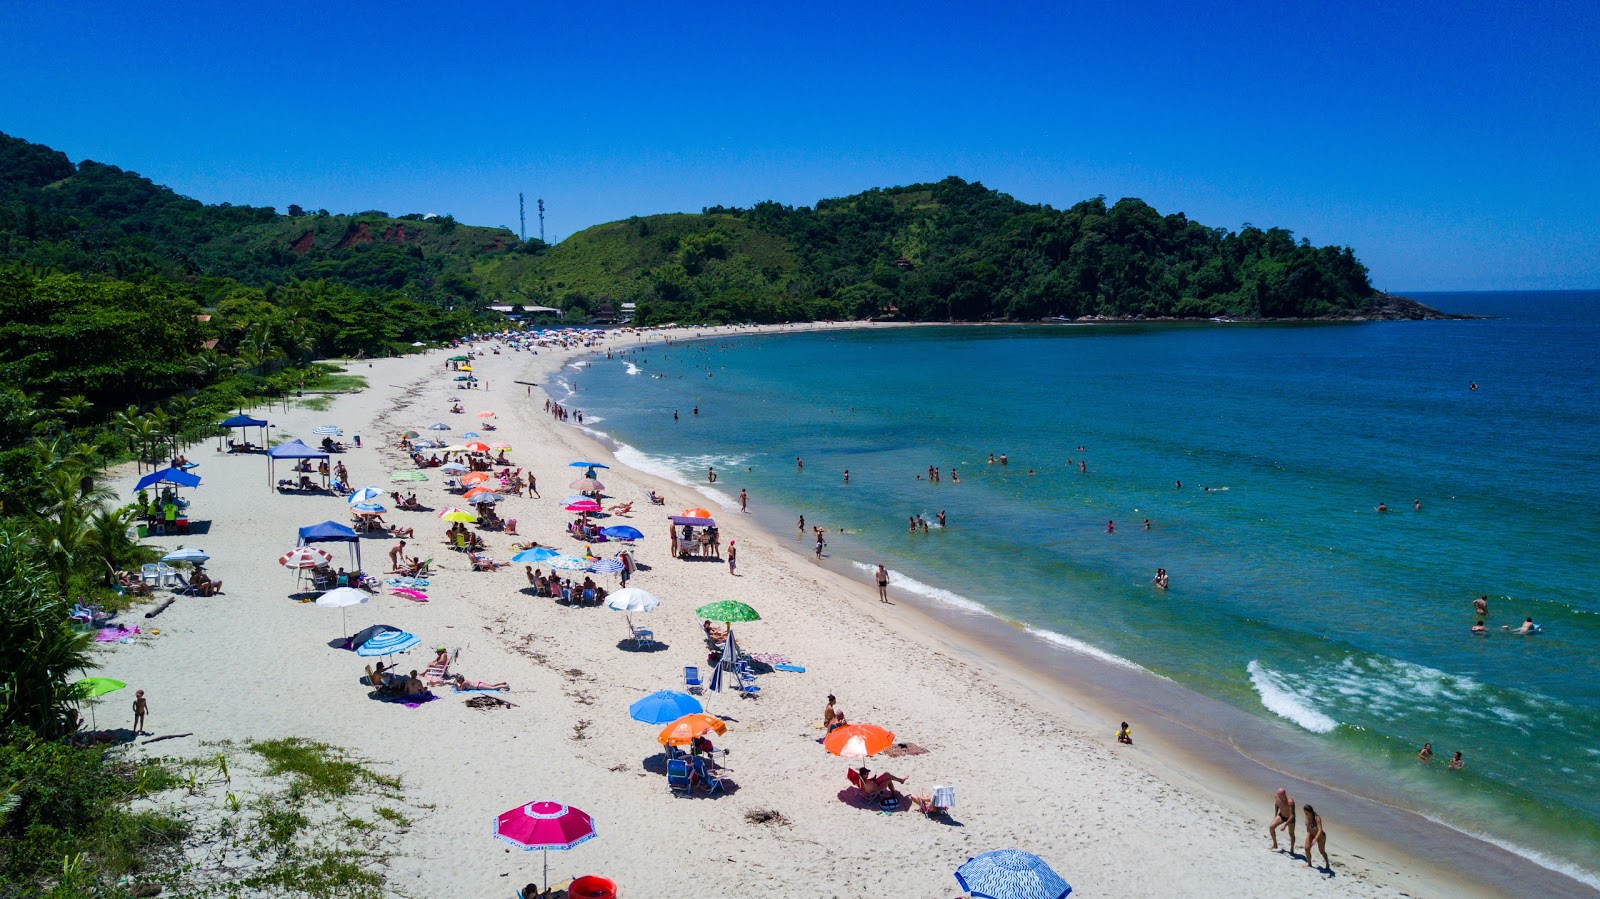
1269, 788, 1296, 851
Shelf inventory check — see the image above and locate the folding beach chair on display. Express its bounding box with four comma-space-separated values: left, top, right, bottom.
684, 666, 702, 694
666, 758, 692, 797
692, 757, 725, 796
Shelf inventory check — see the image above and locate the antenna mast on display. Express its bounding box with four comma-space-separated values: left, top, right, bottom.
538, 198, 545, 243
518, 193, 526, 242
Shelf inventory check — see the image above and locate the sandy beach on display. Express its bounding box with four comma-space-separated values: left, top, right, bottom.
98, 323, 1520, 898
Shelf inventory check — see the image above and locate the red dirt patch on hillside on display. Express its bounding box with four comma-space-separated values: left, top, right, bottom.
383, 224, 413, 245
289, 231, 315, 255
333, 222, 374, 250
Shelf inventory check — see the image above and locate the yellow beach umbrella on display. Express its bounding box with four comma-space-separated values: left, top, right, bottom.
437, 508, 478, 523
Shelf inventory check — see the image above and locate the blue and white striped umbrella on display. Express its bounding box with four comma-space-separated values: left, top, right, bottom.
162, 547, 210, 563
428, 423, 451, 431
348, 486, 385, 505
312, 425, 343, 436
954, 850, 1071, 899
352, 502, 387, 513
356, 629, 420, 658
511, 547, 564, 564
588, 558, 625, 575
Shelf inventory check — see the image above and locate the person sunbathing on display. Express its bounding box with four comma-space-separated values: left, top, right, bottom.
116, 570, 153, 596
608, 502, 634, 516
451, 674, 509, 691
468, 551, 502, 571
857, 766, 907, 795
703, 620, 728, 643
191, 569, 222, 596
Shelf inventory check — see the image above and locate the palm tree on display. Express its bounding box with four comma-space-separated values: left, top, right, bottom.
166, 395, 197, 451
54, 394, 93, 429
0, 525, 95, 736
128, 416, 163, 472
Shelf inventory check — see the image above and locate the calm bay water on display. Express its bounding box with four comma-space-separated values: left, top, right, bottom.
551, 291, 1600, 882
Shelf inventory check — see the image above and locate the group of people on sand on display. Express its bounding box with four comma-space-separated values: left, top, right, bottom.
525, 567, 609, 606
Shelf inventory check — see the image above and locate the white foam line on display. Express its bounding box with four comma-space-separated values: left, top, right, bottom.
1247, 660, 1338, 733
1418, 812, 1600, 891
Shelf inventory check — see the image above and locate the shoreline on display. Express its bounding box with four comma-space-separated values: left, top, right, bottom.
553, 322, 1597, 896
94, 321, 1588, 897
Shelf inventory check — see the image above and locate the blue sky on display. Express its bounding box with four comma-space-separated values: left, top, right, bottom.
1, 0, 1595, 290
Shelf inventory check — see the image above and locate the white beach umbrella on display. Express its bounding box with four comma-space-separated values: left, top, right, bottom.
316, 586, 370, 636
162, 547, 210, 564
604, 588, 660, 613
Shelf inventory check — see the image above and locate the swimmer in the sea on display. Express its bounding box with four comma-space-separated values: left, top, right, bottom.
1143, 518, 1151, 530
1376, 502, 1389, 512
1473, 595, 1488, 617
1471, 620, 1487, 635
1414, 498, 1422, 511
1153, 568, 1169, 590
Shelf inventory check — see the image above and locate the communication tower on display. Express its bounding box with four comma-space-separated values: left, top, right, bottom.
518, 193, 526, 242
538, 198, 545, 243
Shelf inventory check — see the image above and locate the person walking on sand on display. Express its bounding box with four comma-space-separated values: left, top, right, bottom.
740, 489, 748, 512
727, 540, 737, 576
132, 689, 149, 734
388, 540, 407, 572
1269, 788, 1296, 851
1302, 804, 1331, 869
876, 564, 890, 603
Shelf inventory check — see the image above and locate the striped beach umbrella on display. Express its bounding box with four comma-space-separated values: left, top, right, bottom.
355, 629, 420, 658
279, 546, 334, 569
954, 850, 1071, 899
548, 555, 591, 574
312, 425, 342, 436
466, 492, 504, 505
428, 423, 451, 431
347, 486, 385, 504
588, 558, 625, 575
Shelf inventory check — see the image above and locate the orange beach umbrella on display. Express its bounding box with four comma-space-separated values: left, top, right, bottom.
460, 472, 491, 486
657, 713, 727, 746
464, 441, 492, 454
682, 507, 713, 519
824, 723, 895, 759
463, 486, 499, 500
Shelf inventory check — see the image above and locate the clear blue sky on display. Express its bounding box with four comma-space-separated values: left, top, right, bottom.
2, 0, 1595, 290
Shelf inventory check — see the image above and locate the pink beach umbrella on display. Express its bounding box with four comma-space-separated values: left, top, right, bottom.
392, 588, 429, 602
493, 801, 597, 893
564, 500, 602, 513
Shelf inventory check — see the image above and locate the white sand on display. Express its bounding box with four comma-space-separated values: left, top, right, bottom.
100, 324, 1468, 897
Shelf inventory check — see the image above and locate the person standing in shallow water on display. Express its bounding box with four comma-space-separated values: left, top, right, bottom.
739, 488, 748, 512
875, 564, 889, 602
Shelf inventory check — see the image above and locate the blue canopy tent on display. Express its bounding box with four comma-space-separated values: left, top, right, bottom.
133, 466, 201, 492
297, 520, 362, 571
218, 414, 269, 451
267, 439, 330, 490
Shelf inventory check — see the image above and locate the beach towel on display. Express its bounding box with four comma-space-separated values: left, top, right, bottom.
773, 664, 806, 673
95, 625, 140, 642
451, 685, 509, 694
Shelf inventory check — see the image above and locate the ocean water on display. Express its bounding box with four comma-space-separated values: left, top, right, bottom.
550, 291, 1600, 882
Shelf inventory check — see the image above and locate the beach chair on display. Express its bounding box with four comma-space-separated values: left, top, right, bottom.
684, 666, 702, 694
139, 563, 162, 587
628, 621, 656, 649
847, 768, 887, 801
692, 757, 725, 796
170, 572, 199, 596
155, 562, 178, 588
666, 758, 692, 797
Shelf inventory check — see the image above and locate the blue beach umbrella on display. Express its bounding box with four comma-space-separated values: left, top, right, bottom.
348, 486, 385, 505
356, 629, 420, 658
628, 690, 703, 725
954, 850, 1071, 899
588, 558, 625, 576
463, 431, 481, 439
512, 547, 564, 564
428, 423, 451, 431
567, 461, 610, 469
600, 526, 643, 541
351, 502, 387, 514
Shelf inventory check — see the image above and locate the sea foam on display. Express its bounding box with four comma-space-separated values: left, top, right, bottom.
1247, 660, 1338, 733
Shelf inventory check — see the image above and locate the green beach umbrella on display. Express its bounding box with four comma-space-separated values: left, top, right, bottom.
695, 601, 761, 623
71, 677, 127, 699
390, 470, 429, 483
448, 355, 470, 362
71, 677, 127, 730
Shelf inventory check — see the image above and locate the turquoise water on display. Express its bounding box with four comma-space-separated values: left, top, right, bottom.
551, 291, 1600, 882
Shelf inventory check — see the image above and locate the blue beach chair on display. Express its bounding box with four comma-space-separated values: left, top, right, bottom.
666, 758, 691, 796
684, 666, 702, 694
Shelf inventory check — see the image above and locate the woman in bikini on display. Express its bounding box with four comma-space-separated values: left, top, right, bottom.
1302, 803, 1330, 869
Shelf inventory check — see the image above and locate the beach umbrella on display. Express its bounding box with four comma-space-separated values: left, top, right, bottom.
440, 444, 470, 452
825, 723, 896, 759
316, 586, 370, 636
477, 411, 496, 418
683, 507, 713, 519
279, 546, 334, 569
398, 430, 421, 439
561, 494, 591, 507
390, 470, 429, 483
437, 508, 478, 523
568, 461, 610, 469
70, 677, 127, 730
466, 492, 504, 505
428, 423, 451, 431
440, 462, 470, 474
489, 442, 512, 451
348, 486, 385, 504
565, 501, 601, 513
412, 438, 442, 449
162, 547, 210, 564
463, 486, 497, 499
548, 555, 591, 575
351, 502, 387, 514
588, 558, 624, 576
657, 713, 726, 746
411, 341, 425, 347
356, 629, 420, 658
604, 587, 660, 613
511, 546, 563, 564
629, 690, 702, 725
695, 600, 760, 623
460, 472, 491, 486
569, 477, 604, 491
312, 425, 342, 436
453, 376, 476, 382
448, 355, 470, 362
464, 441, 492, 454
600, 525, 643, 542
462, 431, 481, 439
493, 801, 597, 894
459, 364, 473, 372
954, 850, 1071, 899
